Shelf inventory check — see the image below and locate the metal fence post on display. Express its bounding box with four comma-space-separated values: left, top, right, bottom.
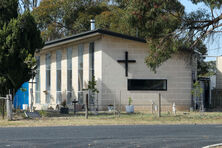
6, 95, 12, 121
85, 94, 88, 119
158, 93, 161, 117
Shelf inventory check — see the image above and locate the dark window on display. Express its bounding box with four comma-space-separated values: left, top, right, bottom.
89, 42, 94, 80
128, 79, 167, 91
78, 44, 83, 91
45, 53, 51, 104
89, 42, 95, 104
67, 47, 72, 104
78, 44, 84, 104
56, 50, 62, 104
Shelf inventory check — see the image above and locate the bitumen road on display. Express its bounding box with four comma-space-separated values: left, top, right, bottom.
0, 125, 221, 148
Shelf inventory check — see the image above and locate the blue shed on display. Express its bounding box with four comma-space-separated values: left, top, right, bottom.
14, 82, 29, 109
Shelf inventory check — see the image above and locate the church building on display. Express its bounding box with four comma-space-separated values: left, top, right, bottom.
29, 23, 197, 111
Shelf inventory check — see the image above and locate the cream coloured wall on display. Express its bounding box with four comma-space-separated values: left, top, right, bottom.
100, 35, 193, 111
31, 36, 102, 110
216, 56, 222, 89
30, 33, 193, 111
72, 45, 78, 103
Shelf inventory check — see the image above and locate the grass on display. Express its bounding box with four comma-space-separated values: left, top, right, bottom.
0, 111, 222, 127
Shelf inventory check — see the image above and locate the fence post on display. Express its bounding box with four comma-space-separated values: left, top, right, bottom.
85, 94, 88, 119
114, 93, 116, 117
158, 93, 161, 117
6, 95, 12, 121
119, 91, 121, 116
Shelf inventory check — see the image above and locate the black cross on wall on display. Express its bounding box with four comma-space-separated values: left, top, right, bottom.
117, 51, 136, 77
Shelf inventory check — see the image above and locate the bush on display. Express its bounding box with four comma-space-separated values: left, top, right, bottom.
38, 110, 47, 117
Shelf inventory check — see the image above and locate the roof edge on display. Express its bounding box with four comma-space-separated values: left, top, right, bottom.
44, 29, 146, 47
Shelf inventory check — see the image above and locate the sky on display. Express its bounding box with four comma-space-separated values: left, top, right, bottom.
179, 0, 222, 61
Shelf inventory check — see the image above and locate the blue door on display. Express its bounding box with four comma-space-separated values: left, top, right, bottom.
14, 82, 29, 109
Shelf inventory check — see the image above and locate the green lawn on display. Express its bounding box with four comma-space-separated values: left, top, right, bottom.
0, 111, 222, 127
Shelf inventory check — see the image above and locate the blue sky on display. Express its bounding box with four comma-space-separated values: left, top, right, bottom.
179, 0, 222, 61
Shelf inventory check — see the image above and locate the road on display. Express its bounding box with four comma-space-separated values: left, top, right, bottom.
0, 125, 221, 148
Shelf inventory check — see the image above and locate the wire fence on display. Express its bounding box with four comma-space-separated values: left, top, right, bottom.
72, 90, 178, 115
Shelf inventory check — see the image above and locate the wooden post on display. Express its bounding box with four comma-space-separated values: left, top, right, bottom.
6, 95, 12, 121
158, 93, 161, 117
85, 94, 88, 119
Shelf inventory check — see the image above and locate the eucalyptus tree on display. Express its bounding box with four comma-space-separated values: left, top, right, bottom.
126, 0, 222, 71
33, 0, 109, 41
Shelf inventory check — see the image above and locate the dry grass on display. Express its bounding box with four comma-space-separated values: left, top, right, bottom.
0, 111, 222, 127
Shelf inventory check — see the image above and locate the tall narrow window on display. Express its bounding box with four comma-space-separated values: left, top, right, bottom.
89, 42, 95, 104
56, 50, 62, 104
78, 44, 84, 104
67, 47, 72, 104
35, 56, 40, 104
46, 53, 51, 104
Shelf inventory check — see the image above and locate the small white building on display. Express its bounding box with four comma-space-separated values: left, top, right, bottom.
29, 29, 197, 111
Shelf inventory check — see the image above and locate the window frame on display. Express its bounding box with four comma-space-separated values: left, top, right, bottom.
127, 79, 167, 91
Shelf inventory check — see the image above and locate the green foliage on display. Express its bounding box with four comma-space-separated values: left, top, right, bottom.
126, 0, 185, 72
38, 110, 47, 117
0, 0, 18, 28
0, 1, 44, 96
191, 0, 222, 9
198, 61, 216, 77
128, 97, 133, 105
125, 0, 222, 71
192, 81, 203, 98
33, 0, 108, 40
95, 6, 137, 36
88, 76, 99, 93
